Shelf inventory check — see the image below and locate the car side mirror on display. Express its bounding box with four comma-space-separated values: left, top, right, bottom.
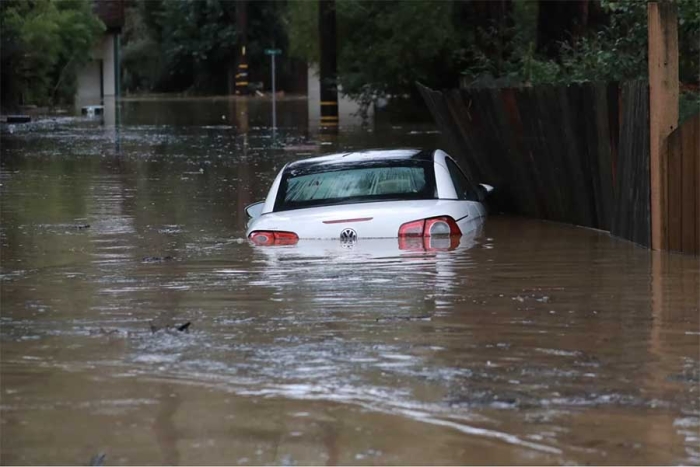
477, 183, 494, 202
245, 201, 264, 219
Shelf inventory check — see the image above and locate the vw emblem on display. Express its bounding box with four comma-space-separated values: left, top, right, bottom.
340, 228, 357, 243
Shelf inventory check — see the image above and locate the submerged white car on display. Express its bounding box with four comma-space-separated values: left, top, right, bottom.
245, 149, 492, 248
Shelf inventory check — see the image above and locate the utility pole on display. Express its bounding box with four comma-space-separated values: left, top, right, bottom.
265, 48, 282, 131
648, 2, 679, 250
272, 51, 276, 130
319, 0, 338, 132
234, 0, 249, 95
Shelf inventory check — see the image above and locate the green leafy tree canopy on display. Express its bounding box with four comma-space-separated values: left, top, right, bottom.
1, 0, 104, 109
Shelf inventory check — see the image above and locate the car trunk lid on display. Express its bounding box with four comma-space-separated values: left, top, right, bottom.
249, 200, 468, 239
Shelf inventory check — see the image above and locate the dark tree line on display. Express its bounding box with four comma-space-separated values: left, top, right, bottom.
121, 0, 308, 95
2, 0, 698, 112
1, 0, 104, 110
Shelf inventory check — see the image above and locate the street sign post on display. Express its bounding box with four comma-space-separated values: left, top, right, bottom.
265, 49, 282, 131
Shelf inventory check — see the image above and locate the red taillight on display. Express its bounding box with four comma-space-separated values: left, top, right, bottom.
398, 216, 461, 237
398, 219, 425, 237
248, 231, 299, 246
425, 217, 461, 236
272, 231, 299, 245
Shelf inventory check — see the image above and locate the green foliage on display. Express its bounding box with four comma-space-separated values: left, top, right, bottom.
338, 1, 459, 99
459, 1, 559, 87
557, 1, 649, 83
0, 0, 104, 109
162, 0, 238, 91
518, 43, 562, 84
121, 2, 164, 92
286, 0, 319, 63
677, 0, 700, 85
463, 0, 698, 89
287, 0, 463, 110
679, 90, 700, 123
122, 0, 237, 92
122, 0, 288, 94
120, 0, 699, 124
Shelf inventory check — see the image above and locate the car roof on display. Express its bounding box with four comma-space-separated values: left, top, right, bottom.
285, 149, 434, 172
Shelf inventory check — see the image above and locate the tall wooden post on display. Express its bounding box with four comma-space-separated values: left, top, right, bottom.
234, 0, 249, 95
319, 0, 338, 131
648, 2, 679, 250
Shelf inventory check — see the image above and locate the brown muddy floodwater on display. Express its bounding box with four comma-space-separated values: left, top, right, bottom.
1, 98, 699, 465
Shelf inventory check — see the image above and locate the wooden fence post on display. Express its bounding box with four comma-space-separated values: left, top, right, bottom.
648, 2, 679, 250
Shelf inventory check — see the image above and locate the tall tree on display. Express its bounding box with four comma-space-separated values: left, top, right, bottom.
318, 0, 338, 129
232, 0, 249, 95
0, 0, 103, 109
121, 0, 288, 95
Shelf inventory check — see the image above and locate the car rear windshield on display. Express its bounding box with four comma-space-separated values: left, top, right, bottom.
274, 160, 436, 212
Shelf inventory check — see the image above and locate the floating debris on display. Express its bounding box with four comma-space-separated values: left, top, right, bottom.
141, 256, 175, 263
150, 321, 192, 334
376, 315, 432, 323
88, 452, 105, 466
5, 115, 31, 124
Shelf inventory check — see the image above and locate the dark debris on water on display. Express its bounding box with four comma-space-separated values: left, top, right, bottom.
141, 256, 175, 263
88, 452, 105, 466
149, 321, 192, 334
376, 315, 432, 323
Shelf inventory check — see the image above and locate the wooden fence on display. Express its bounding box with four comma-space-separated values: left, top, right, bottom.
418, 81, 653, 248
662, 113, 699, 255
611, 81, 651, 247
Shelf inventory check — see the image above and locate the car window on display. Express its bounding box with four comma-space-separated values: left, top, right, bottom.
445, 158, 475, 201
275, 161, 436, 211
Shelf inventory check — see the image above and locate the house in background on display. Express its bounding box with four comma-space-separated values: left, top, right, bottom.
75, 0, 124, 122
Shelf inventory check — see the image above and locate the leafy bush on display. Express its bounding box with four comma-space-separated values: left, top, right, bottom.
462, 0, 699, 122
0, 0, 104, 109
121, 0, 289, 95
680, 90, 700, 123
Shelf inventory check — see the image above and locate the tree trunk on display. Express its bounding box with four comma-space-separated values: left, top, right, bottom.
318, 0, 338, 131
233, 0, 249, 95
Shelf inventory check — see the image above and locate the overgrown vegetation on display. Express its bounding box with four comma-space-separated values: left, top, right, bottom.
121, 0, 289, 95
2, 0, 698, 115
286, 0, 699, 113
0, 0, 104, 110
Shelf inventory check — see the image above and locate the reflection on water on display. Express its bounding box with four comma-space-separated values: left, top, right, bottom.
1, 99, 699, 465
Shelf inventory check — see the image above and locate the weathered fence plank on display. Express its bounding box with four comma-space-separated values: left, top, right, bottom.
664, 112, 699, 255
594, 82, 616, 231
418, 81, 652, 248
420, 84, 618, 236
679, 121, 695, 253
499, 88, 543, 217
667, 125, 683, 252
611, 81, 650, 247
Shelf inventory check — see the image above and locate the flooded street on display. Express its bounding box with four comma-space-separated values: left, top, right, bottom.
1, 99, 699, 465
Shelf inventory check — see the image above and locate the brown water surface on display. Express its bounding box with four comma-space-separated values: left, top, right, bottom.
1, 99, 699, 465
